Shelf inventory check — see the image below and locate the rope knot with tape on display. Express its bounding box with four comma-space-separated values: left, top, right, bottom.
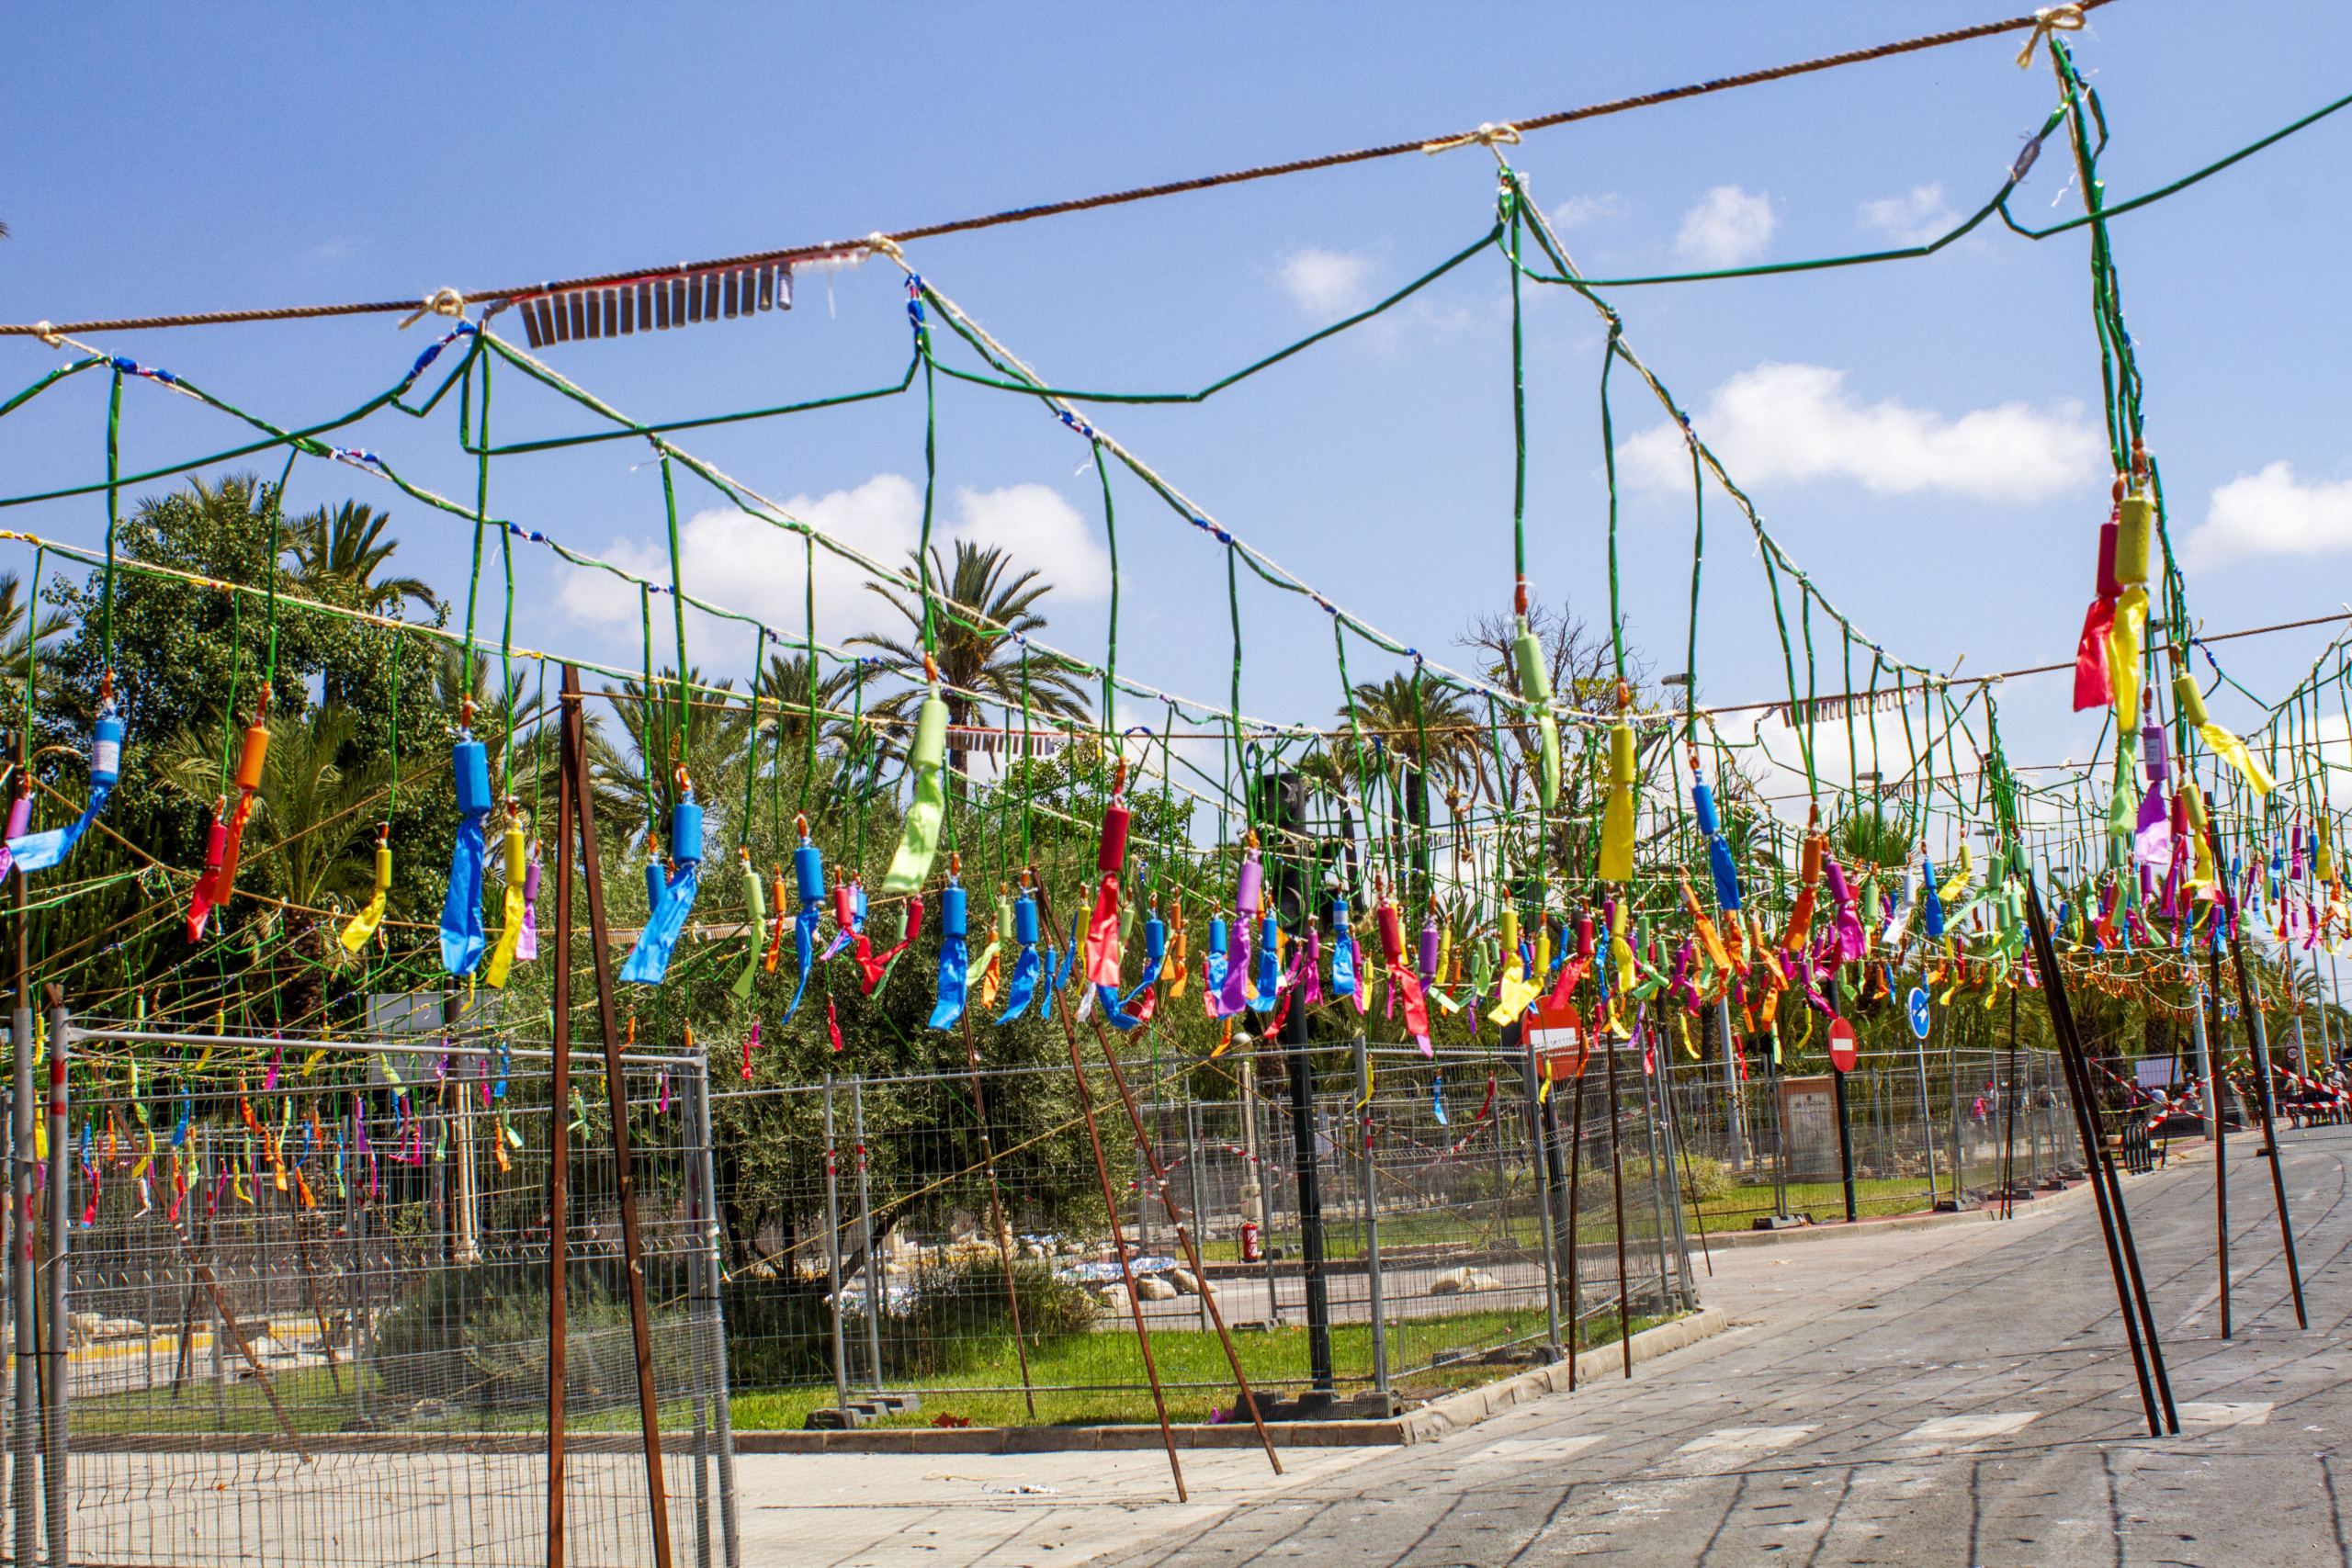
1422, 122, 1522, 156
2016, 4, 2086, 69
398, 288, 468, 330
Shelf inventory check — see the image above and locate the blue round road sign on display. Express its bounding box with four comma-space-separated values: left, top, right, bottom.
1906, 987, 1932, 1040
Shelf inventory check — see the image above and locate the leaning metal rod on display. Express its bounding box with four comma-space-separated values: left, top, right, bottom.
2205, 817, 2308, 1328
956, 1002, 1037, 1421
562, 665, 674, 1568
1076, 996, 1283, 1475
1029, 894, 1186, 1503
2020, 879, 2167, 1438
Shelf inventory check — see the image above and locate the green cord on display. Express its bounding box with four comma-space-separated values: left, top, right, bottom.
102, 368, 120, 671
462, 358, 489, 702
658, 455, 691, 756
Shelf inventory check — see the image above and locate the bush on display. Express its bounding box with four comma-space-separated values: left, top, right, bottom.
371, 1259, 695, 1416
1678, 1154, 1734, 1204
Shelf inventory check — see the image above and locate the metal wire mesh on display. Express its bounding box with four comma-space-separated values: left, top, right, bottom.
23, 1025, 734, 1568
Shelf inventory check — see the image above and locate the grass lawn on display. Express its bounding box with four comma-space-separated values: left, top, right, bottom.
64, 1304, 1668, 1438
728, 1304, 1664, 1431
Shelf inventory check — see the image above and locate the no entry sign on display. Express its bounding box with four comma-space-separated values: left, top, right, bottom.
1828, 1014, 1858, 1074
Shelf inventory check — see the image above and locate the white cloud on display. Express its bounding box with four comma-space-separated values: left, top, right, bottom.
2182, 461, 2352, 570
1675, 186, 1774, 267
948, 480, 1111, 600
1550, 193, 1626, 229
1276, 247, 1375, 316
1618, 362, 2102, 502
558, 473, 1109, 664
1859, 183, 1957, 246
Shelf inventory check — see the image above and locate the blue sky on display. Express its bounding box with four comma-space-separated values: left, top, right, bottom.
7, 0, 2352, 828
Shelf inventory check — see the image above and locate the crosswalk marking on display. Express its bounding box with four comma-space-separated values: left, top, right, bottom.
1900, 1412, 2039, 1443
2177, 1402, 2272, 1427
1464, 1436, 1607, 1463
1673, 1426, 1817, 1458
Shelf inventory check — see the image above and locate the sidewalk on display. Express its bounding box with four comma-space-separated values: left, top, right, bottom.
729, 1153, 2203, 1567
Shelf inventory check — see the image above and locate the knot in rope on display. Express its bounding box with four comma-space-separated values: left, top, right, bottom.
865, 232, 908, 265
398, 288, 468, 331
2015, 4, 2086, 69
1421, 122, 1522, 156
32, 321, 61, 348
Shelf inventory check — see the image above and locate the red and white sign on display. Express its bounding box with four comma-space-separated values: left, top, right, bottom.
1530, 1001, 1588, 1081
1827, 1015, 1858, 1074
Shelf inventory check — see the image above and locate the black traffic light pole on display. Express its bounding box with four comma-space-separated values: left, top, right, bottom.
1268, 770, 1334, 1395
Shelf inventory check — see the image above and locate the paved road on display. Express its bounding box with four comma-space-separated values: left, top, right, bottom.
1091, 1128, 2352, 1568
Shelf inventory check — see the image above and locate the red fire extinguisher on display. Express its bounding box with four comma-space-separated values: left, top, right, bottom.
1239, 1220, 1261, 1262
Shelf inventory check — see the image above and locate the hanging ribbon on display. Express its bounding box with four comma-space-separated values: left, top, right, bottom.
485, 809, 531, 987
732, 846, 767, 999
880, 689, 949, 894
995, 888, 1045, 1023
928, 878, 970, 1031
340, 825, 394, 953
516, 842, 541, 961
440, 724, 492, 976
2174, 671, 2274, 797
858, 896, 925, 995
1691, 753, 1742, 911
1598, 716, 1636, 883
783, 820, 825, 1021
10, 682, 123, 877
621, 778, 704, 983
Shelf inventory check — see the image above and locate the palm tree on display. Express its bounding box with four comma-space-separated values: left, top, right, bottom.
850, 541, 1091, 788
434, 646, 553, 808
152, 705, 394, 912
290, 501, 436, 612
592, 668, 756, 847
1339, 673, 1481, 898
0, 570, 70, 709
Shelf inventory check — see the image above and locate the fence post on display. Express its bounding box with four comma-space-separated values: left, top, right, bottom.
820, 1074, 850, 1414
43, 995, 66, 1568
851, 1077, 882, 1393
10, 1000, 30, 1568
2191, 983, 2218, 1142
1518, 1038, 1562, 1357
689, 1055, 740, 1568
1716, 998, 1744, 1171
1185, 1102, 1209, 1334
1349, 1034, 1385, 1398
1634, 1023, 1679, 1310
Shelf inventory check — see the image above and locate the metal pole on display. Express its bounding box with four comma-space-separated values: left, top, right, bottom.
1831, 1064, 1859, 1224
10, 795, 31, 1568
548, 733, 576, 1568
1520, 1040, 1561, 1359
851, 1077, 883, 1393
42, 995, 66, 1568
1350, 1035, 1385, 1399
560, 667, 672, 1568
1634, 1024, 1678, 1307
820, 1075, 849, 1414
1605, 1033, 1634, 1380
2023, 881, 2172, 1437
689, 1056, 740, 1568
